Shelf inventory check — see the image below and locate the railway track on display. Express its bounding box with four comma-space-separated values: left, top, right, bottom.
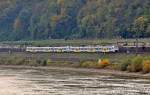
0, 45, 150, 53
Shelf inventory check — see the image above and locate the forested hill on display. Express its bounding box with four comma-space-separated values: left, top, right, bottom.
0, 0, 149, 41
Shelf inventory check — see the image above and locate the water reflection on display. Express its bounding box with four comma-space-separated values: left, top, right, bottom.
0, 67, 149, 95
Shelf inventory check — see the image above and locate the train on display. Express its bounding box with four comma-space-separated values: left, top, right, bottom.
0, 44, 149, 53
26, 45, 119, 53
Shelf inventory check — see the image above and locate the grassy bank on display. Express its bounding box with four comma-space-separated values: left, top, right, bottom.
0, 52, 150, 74
1, 38, 150, 46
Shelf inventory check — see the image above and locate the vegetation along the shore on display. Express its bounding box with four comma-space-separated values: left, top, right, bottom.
119, 56, 150, 73
0, 53, 149, 74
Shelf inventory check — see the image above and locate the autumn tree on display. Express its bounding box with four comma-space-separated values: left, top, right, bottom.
13, 17, 22, 31
132, 16, 149, 38
0, 0, 149, 41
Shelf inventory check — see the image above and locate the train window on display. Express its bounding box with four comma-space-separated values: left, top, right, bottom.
84, 48, 88, 50
95, 48, 99, 50
80, 48, 85, 50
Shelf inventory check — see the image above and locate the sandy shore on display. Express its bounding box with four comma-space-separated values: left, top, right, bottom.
0, 77, 23, 95
0, 65, 150, 79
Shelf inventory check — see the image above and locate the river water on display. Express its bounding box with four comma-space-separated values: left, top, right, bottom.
0, 67, 150, 95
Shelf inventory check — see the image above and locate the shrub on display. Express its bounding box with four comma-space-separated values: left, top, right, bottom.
28, 59, 38, 66
14, 57, 26, 65
106, 64, 118, 70
0, 58, 5, 64
47, 59, 52, 65
99, 59, 110, 68
36, 60, 42, 65
129, 56, 143, 72
127, 65, 132, 72
36, 59, 47, 66
3, 56, 26, 65
142, 60, 150, 73
120, 59, 131, 71
80, 61, 98, 68
42, 60, 47, 66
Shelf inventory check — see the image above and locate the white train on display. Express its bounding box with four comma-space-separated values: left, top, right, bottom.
26, 45, 119, 53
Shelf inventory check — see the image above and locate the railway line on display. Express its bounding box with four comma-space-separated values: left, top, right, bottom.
0, 45, 149, 53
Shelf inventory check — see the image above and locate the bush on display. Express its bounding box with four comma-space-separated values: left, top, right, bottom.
28, 59, 38, 66
0, 58, 5, 64
142, 60, 150, 73
42, 60, 47, 66
3, 56, 26, 65
120, 59, 131, 71
99, 59, 110, 68
80, 61, 98, 68
14, 57, 26, 65
36, 60, 42, 65
129, 56, 143, 72
105, 64, 118, 70
47, 59, 52, 65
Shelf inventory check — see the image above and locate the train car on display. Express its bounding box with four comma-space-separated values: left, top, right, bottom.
26, 45, 119, 53
101, 46, 119, 52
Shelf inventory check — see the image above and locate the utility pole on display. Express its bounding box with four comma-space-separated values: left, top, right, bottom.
136, 38, 138, 55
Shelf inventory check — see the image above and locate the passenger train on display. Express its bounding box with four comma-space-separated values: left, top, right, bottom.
26, 45, 119, 53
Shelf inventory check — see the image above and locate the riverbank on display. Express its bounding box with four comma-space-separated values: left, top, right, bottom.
0, 65, 150, 79
0, 52, 150, 78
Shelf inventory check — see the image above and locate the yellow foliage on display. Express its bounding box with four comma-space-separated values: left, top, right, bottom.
57, 0, 65, 5
51, 15, 62, 27
47, 59, 52, 65
137, 16, 146, 22
13, 17, 22, 31
99, 59, 110, 67
51, 15, 61, 22
142, 60, 150, 73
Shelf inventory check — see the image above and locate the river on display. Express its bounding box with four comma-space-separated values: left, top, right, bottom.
0, 66, 149, 95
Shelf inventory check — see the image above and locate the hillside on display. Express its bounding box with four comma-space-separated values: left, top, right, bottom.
0, 0, 149, 41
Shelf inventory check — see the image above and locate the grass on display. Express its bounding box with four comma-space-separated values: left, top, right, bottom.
1, 38, 150, 46
0, 52, 150, 73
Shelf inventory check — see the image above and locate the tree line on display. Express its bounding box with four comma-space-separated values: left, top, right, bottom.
0, 0, 149, 41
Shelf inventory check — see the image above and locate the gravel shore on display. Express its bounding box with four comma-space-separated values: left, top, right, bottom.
0, 65, 150, 79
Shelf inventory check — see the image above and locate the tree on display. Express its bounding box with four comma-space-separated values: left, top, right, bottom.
0, 0, 150, 41
13, 17, 22, 31
132, 16, 149, 38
